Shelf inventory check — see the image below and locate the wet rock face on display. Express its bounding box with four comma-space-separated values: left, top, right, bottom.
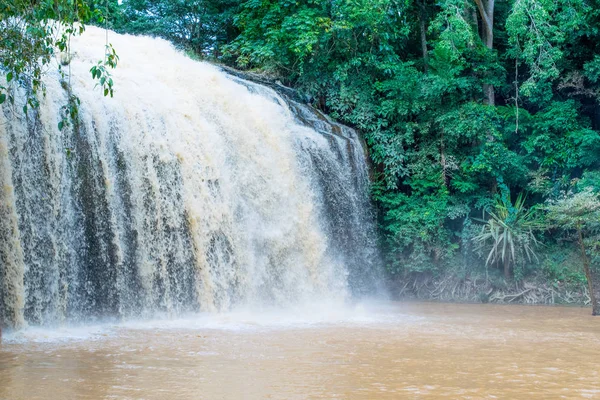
0, 27, 382, 329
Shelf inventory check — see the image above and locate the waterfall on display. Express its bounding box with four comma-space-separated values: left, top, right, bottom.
0, 27, 381, 328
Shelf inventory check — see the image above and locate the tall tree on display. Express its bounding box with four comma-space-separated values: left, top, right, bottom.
474, 0, 495, 105
546, 189, 600, 315
418, 0, 429, 73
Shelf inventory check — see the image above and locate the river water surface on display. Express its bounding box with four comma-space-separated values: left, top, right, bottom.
1, 302, 599, 399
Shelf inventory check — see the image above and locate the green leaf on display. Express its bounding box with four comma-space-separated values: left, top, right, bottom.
0, 93, 5, 104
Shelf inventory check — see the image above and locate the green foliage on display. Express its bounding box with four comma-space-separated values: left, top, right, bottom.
545, 188, 600, 232
375, 185, 458, 273
473, 190, 541, 277
216, 0, 600, 279
545, 187, 600, 311
5, 0, 600, 284
577, 171, 600, 192
90, 43, 119, 97
117, 0, 240, 56
1, 0, 118, 129
540, 247, 588, 287
506, 0, 589, 103
1, 0, 89, 109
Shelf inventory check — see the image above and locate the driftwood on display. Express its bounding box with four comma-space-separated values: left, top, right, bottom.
489, 288, 533, 303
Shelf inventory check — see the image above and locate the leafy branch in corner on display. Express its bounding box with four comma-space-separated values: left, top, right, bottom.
1, 0, 119, 132
90, 43, 119, 98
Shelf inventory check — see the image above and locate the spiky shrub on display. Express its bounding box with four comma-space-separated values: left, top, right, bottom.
474, 192, 540, 279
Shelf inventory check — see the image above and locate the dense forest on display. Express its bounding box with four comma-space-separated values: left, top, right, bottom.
2, 0, 600, 309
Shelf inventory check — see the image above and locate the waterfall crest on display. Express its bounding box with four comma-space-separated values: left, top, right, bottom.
0, 27, 381, 328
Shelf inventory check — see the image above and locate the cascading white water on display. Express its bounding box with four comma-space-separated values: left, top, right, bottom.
0, 27, 381, 328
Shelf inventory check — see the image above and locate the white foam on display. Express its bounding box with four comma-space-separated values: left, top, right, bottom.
1, 301, 419, 344
3, 324, 112, 343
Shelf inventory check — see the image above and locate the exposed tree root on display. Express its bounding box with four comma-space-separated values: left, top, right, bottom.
391, 273, 590, 306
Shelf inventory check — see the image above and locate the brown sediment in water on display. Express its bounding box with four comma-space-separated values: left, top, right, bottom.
1, 302, 598, 399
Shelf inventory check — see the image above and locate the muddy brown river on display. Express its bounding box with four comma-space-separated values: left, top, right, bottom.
0, 302, 599, 399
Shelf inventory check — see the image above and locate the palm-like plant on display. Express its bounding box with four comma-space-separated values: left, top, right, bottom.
474, 192, 541, 279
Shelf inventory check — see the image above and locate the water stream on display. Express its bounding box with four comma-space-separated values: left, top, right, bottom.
0, 27, 380, 329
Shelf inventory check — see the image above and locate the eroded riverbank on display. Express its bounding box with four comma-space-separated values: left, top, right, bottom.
392, 273, 592, 307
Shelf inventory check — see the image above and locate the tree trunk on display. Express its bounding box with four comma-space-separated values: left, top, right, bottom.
440, 133, 449, 188
578, 227, 599, 315
590, 266, 600, 316
483, 84, 495, 106
470, 5, 479, 37
474, 0, 495, 106
419, 0, 429, 73
503, 255, 510, 280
